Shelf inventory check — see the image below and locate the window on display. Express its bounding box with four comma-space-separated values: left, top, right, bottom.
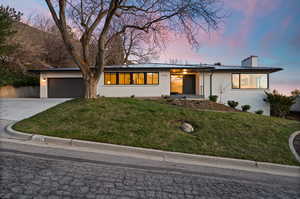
232, 73, 268, 89
132, 73, 145, 84
147, 73, 159, 85
104, 72, 117, 85
119, 73, 131, 85
232, 74, 240, 89
104, 72, 159, 85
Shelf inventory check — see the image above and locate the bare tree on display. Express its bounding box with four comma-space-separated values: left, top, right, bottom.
44, 0, 222, 98
26, 14, 78, 67
108, 15, 164, 64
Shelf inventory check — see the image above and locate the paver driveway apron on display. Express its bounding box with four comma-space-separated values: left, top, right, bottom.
0, 98, 69, 121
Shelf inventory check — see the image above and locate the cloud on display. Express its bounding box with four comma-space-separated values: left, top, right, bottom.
224, 0, 281, 49
159, 35, 203, 63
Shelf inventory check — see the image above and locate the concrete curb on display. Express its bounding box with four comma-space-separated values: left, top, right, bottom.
5, 122, 33, 140
5, 122, 300, 177
289, 131, 300, 163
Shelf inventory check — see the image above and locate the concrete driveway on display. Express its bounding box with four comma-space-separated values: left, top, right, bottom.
0, 98, 69, 121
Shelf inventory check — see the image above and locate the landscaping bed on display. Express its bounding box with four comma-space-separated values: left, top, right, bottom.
159, 98, 239, 112
13, 98, 300, 166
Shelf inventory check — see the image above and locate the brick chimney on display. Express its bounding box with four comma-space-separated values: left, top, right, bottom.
241, 56, 258, 67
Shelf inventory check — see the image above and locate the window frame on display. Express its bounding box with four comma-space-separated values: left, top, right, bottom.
104, 72, 159, 86
231, 73, 269, 89
118, 72, 131, 85
104, 72, 117, 85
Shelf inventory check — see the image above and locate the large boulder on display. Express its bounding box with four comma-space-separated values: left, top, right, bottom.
181, 122, 194, 133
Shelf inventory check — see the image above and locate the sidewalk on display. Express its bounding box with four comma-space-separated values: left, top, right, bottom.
293, 133, 300, 157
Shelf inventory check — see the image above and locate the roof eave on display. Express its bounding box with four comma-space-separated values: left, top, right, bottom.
211, 68, 283, 73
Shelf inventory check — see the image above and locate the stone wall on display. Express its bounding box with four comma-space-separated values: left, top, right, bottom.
0, 85, 40, 98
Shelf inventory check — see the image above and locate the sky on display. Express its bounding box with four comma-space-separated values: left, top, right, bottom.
1, 0, 299, 94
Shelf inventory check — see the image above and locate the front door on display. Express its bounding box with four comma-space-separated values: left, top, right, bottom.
171, 74, 195, 95
183, 75, 195, 95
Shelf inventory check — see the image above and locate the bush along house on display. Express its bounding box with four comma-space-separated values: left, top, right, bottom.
32, 56, 282, 115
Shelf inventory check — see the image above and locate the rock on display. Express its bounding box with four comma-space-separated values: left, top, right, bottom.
181, 122, 194, 133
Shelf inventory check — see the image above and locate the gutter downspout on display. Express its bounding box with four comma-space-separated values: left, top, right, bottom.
209, 72, 213, 97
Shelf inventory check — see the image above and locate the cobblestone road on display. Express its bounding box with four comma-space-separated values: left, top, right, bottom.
1, 151, 299, 199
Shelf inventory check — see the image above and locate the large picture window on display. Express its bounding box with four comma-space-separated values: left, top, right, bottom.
232, 73, 268, 89
104, 72, 159, 85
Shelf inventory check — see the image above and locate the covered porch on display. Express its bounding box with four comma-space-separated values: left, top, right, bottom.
170, 69, 205, 97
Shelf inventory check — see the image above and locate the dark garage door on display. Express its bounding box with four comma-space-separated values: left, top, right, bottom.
48, 78, 85, 98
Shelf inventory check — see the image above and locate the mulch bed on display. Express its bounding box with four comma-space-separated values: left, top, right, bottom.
162, 99, 239, 112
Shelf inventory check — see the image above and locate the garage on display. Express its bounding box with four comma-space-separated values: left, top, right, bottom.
48, 78, 85, 98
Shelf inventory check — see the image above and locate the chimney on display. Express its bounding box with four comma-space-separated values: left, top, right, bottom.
241, 56, 258, 67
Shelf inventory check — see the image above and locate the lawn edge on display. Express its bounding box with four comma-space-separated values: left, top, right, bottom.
289, 131, 300, 163
6, 122, 300, 177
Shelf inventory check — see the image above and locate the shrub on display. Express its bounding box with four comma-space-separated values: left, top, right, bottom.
0, 65, 39, 87
227, 100, 239, 109
161, 95, 170, 99
264, 90, 296, 118
209, 95, 218, 102
241, 105, 251, 112
255, 110, 264, 115
130, 95, 135, 98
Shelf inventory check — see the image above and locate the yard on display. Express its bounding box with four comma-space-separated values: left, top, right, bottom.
13, 98, 300, 166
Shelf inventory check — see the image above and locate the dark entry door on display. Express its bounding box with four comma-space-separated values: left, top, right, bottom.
183, 75, 195, 95
48, 78, 85, 98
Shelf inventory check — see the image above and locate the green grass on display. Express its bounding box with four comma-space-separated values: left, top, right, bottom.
14, 98, 300, 166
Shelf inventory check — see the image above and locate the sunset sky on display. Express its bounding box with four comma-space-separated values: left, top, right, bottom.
1, 0, 299, 94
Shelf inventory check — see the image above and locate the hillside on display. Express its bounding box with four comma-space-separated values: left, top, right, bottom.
8, 22, 78, 69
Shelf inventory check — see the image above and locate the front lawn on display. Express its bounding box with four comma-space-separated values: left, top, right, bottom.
14, 98, 300, 166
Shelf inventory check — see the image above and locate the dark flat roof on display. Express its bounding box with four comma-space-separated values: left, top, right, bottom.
29, 63, 283, 73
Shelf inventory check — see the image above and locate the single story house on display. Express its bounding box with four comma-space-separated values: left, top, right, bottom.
32, 56, 282, 115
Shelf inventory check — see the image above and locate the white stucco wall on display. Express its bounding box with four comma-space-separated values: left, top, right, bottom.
203, 72, 270, 115
98, 71, 170, 97
40, 72, 83, 98
39, 71, 271, 115
40, 71, 170, 98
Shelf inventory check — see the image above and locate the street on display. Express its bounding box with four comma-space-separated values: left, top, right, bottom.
1, 136, 300, 198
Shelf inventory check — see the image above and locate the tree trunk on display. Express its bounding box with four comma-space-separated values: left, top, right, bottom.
83, 74, 99, 99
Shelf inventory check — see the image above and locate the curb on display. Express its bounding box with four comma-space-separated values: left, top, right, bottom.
289, 131, 300, 163
5, 122, 33, 140
5, 122, 300, 177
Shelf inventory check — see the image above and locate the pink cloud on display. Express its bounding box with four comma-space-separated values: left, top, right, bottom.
159, 0, 283, 63
159, 35, 203, 63
159, 27, 224, 64
224, 0, 281, 49
271, 83, 300, 96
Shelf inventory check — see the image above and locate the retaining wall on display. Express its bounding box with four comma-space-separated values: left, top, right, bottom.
0, 85, 40, 98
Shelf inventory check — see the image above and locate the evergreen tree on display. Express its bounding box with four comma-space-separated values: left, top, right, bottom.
0, 5, 22, 63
